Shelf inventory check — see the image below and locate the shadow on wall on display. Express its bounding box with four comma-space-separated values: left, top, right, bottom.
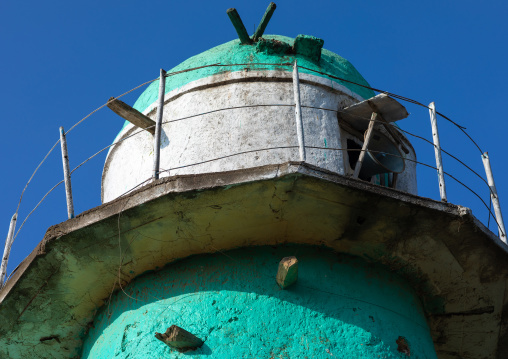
81, 245, 437, 358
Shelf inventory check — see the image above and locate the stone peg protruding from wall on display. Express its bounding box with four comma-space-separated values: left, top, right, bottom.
276, 256, 298, 289
155, 325, 204, 352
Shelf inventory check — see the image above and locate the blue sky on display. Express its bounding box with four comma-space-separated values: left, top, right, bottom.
1, 0, 508, 277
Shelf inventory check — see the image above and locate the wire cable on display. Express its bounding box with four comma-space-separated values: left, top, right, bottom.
12, 77, 161, 222
11, 142, 502, 267
304, 104, 492, 194
13, 180, 64, 241
297, 65, 484, 154
74, 102, 495, 224
14, 139, 61, 215
10, 63, 497, 250
65, 78, 159, 135
397, 128, 488, 186
11, 62, 295, 221
144, 144, 500, 232
11, 61, 482, 220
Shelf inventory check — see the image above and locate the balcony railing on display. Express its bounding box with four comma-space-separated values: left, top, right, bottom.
1, 61, 505, 288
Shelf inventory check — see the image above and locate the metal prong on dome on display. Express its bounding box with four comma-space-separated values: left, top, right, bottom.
226, 8, 253, 45
253, 2, 276, 41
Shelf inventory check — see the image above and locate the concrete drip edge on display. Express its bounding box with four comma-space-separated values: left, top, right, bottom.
2, 161, 507, 304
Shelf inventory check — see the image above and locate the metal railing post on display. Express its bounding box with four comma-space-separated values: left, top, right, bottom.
0, 214, 17, 288
429, 102, 447, 202
482, 152, 506, 243
292, 60, 306, 161
59, 127, 74, 219
153, 68, 167, 179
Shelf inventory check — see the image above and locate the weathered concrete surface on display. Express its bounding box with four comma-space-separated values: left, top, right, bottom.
82, 246, 437, 358
103, 71, 354, 202
0, 162, 507, 358
103, 71, 417, 202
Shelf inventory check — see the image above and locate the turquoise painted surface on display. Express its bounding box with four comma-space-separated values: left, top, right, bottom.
82, 246, 437, 358
117, 35, 374, 135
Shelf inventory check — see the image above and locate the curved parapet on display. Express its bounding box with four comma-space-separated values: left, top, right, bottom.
102, 70, 417, 202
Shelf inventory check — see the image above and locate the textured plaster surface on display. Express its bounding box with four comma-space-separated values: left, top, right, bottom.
103, 71, 417, 202
105, 71, 347, 202
1, 163, 507, 359
82, 246, 437, 358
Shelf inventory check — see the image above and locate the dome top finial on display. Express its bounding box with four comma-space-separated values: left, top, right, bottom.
227, 3, 277, 45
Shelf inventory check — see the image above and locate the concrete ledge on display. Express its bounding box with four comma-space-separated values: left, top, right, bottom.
0, 162, 507, 358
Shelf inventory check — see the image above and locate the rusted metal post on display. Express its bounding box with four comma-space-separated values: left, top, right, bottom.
59, 127, 74, 219
429, 102, 447, 202
353, 112, 377, 178
153, 69, 166, 180
292, 60, 306, 161
252, 2, 276, 41
0, 214, 17, 288
482, 152, 506, 243
226, 8, 253, 45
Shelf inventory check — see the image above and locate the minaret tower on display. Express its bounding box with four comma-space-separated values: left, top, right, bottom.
1, 4, 507, 359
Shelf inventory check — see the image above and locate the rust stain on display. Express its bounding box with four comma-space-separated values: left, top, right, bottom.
396, 336, 410, 356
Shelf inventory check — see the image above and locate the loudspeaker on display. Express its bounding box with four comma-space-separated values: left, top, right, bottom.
359, 130, 405, 179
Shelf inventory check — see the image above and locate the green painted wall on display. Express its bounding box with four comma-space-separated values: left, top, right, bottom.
81, 246, 437, 358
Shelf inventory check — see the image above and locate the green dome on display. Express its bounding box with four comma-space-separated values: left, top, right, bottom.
123, 35, 375, 132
